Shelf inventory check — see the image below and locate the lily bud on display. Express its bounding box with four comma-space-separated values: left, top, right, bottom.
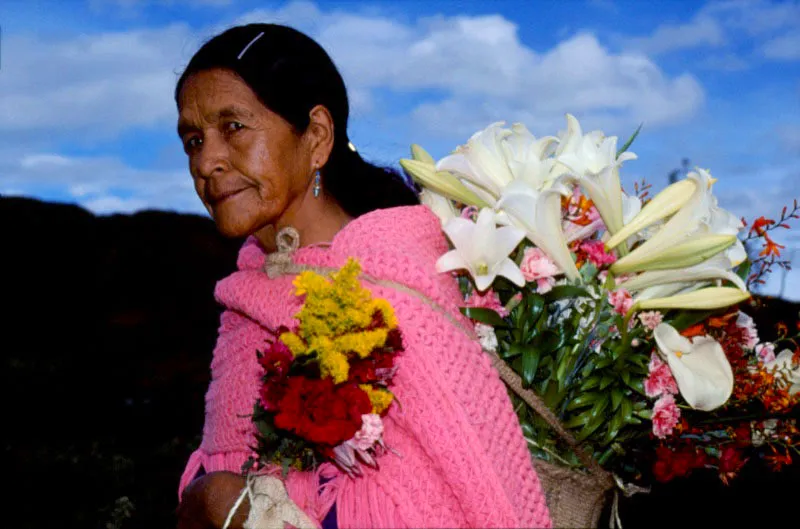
399, 158, 488, 208
631, 286, 750, 312
410, 144, 436, 164
611, 234, 737, 275
606, 179, 696, 250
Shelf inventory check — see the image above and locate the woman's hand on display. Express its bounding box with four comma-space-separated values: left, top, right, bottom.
177, 471, 250, 529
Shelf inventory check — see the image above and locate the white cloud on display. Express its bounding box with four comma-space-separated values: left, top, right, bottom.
762, 31, 800, 60
698, 53, 750, 71
0, 25, 196, 140
778, 124, 800, 153
2, 150, 205, 215
625, 15, 726, 55
229, 6, 706, 135
619, 1, 800, 65
703, 0, 800, 37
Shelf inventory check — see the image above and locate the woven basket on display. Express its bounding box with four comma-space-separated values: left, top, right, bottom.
532, 458, 612, 529
487, 352, 616, 529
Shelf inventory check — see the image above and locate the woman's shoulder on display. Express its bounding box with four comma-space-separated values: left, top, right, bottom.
333, 205, 446, 260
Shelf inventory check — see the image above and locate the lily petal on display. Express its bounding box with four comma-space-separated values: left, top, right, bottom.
654, 323, 734, 411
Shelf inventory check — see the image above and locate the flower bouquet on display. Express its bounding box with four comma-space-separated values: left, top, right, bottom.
247, 258, 403, 478
400, 115, 800, 527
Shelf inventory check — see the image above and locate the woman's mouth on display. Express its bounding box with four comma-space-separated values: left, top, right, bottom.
209, 188, 246, 205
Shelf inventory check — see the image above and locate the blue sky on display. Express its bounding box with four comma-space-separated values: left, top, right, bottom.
1, 0, 799, 298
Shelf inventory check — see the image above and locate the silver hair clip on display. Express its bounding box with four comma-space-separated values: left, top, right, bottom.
237, 31, 265, 60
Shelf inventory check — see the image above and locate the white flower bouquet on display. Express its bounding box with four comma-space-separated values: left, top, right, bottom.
401, 115, 800, 527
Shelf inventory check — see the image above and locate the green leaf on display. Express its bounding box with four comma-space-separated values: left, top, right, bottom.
580, 375, 602, 391
621, 397, 633, 424
623, 376, 645, 396
566, 392, 602, 411
610, 388, 624, 411
544, 284, 591, 302
620, 370, 632, 387
617, 123, 643, 156
528, 294, 546, 324
520, 345, 541, 387
535, 330, 566, 354
667, 309, 719, 331
603, 408, 626, 445
736, 259, 752, 283
461, 307, 508, 327
599, 374, 615, 391
576, 409, 608, 442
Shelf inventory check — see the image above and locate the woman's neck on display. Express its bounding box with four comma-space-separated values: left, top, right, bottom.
253, 190, 353, 253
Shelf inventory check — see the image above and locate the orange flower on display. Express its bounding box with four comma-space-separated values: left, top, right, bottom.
708, 312, 737, 328
765, 448, 792, 472
759, 234, 784, 257
750, 216, 774, 236
680, 323, 706, 338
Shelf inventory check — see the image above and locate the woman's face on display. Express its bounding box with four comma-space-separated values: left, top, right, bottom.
177, 68, 314, 238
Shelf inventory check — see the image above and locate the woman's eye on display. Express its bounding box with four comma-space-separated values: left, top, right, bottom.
184, 136, 202, 152
225, 121, 244, 132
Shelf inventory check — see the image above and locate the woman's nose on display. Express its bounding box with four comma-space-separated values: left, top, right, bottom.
195, 132, 230, 179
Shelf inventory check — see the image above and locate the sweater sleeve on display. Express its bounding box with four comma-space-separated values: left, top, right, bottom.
333, 286, 551, 529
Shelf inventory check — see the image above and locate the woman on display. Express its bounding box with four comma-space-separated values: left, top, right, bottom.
175, 23, 551, 529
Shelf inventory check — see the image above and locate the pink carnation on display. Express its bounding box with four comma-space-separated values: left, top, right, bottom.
519, 247, 560, 294
460, 205, 479, 221
736, 312, 759, 350
348, 413, 384, 451
608, 288, 634, 316
652, 394, 681, 439
645, 353, 679, 398
466, 289, 509, 317
638, 311, 663, 331
581, 240, 617, 266
756, 343, 776, 364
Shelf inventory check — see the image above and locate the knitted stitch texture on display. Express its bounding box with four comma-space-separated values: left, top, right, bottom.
178, 205, 551, 528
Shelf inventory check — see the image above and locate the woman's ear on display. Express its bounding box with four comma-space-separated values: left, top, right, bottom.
306, 104, 335, 169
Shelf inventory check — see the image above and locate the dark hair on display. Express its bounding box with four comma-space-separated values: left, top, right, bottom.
175, 23, 419, 218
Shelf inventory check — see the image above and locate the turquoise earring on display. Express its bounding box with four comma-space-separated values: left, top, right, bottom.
313, 169, 322, 198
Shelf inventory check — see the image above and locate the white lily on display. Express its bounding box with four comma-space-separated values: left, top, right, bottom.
554, 114, 637, 235
611, 169, 746, 275
696, 195, 747, 267
497, 179, 581, 281
400, 150, 488, 207
501, 123, 560, 191
632, 286, 751, 312
764, 350, 800, 395
606, 178, 697, 251
634, 281, 703, 303
436, 207, 525, 291
611, 234, 738, 275
437, 122, 514, 203
654, 323, 734, 411
420, 189, 458, 227
615, 169, 714, 257
620, 253, 748, 293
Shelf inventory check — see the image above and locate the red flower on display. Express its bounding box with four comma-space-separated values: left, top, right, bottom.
733, 424, 751, 447
274, 377, 372, 446
257, 338, 295, 411
653, 446, 676, 482
719, 446, 747, 477
348, 349, 398, 384
258, 339, 294, 378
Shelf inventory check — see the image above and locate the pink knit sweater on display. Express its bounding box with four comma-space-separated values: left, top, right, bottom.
178, 205, 551, 528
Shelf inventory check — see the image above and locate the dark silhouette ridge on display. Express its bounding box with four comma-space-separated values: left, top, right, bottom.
1, 195, 796, 528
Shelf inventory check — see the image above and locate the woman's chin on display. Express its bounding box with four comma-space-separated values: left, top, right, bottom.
212, 213, 257, 239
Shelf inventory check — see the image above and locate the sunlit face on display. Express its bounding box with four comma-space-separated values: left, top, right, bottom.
177, 68, 314, 238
